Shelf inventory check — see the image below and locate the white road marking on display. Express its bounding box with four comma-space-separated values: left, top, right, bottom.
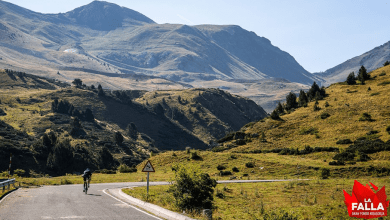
102, 189, 163, 220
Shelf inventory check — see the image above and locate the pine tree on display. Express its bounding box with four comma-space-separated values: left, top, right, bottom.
313, 100, 321, 111
358, 65, 369, 84
307, 82, 320, 101
72, 78, 83, 88
275, 102, 284, 114
98, 84, 105, 96
346, 72, 356, 85
383, 61, 389, 66
270, 109, 280, 120
298, 90, 308, 107
114, 131, 124, 145
285, 92, 298, 110
127, 122, 138, 139
84, 108, 94, 122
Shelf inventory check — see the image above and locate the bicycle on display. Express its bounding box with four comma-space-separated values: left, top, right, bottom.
83, 177, 90, 194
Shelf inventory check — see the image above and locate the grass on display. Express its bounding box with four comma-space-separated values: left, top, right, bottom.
0, 184, 17, 198
123, 178, 390, 220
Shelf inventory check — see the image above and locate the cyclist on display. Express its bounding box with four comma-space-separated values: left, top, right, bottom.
82, 168, 92, 192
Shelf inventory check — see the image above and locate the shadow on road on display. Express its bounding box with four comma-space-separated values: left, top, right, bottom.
87, 194, 102, 196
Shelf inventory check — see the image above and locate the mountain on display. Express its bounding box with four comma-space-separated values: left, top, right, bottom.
315, 41, 390, 85
0, 0, 318, 112
64, 1, 155, 31
0, 69, 267, 174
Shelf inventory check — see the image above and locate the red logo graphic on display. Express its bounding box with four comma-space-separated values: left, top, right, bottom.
343, 180, 389, 219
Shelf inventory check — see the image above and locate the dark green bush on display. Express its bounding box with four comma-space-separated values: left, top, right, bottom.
329, 161, 345, 166
321, 168, 330, 179
235, 139, 246, 145
333, 151, 355, 161
245, 162, 255, 168
118, 164, 137, 173
190, 152, 202, 160
95, 169, 116, 174
359, 113, 374, 121
366, 130, 379, 135
336, 139, 353, 145
320, 112, 330, 119
13, 169, 26, 176
220, 170, 232, 176
232, 167, 239, 172
386, 125, 390, 134
216, 191, 225, 199
217, 165, 226, 171
170, 166, 217, 211
211, 146, 226, 152
217, 133, 235, 143
299, 127, 318, 135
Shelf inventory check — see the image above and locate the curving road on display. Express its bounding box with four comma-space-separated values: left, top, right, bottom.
0, 180, 302, 220
0, 182, 169, 220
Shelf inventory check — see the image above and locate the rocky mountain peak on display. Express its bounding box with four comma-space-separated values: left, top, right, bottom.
64, 1, 155, 31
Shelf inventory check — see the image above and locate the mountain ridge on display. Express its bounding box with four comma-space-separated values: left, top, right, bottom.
0, 0, 319, 112
315, 40, 390, 85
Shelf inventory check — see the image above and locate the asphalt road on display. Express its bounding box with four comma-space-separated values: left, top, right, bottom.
0, 182, 169, 220
0, 179, 303, 220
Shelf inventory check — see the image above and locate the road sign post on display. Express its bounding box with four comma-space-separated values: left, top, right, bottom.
142, 160, 155, 195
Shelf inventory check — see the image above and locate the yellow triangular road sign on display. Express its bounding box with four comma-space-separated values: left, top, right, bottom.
142, 160, 155, 172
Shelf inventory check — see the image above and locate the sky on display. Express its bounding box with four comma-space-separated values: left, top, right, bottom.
6, 0, 390, 73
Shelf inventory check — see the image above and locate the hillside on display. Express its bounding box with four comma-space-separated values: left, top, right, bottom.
0, 69, 267, 175
142, 65, 390, 180
0, 1, 318, 112
316, 41, 390, 85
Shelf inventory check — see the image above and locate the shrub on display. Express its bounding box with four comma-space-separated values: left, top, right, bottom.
378, 81, 390, 86
387, 126, 390, 134
379, 71, 386, 76
230, 154, 237, 159
356, 152, 371, 162
220, 170, 232, 176
366, 130, 379, 135
329, 161, 345, 166
324, 101, 330, 107
370, 92, 380, 96
235, 139, 246, 145
333, 151, 355, 161
13, 169, 26, 176
313, 101, 321, 111
211, 146, 227, 152
232, 167, 239, 172
336, 139, 353, 145
216, 191, 225, 199
321, 168, 330, 179
170, 166, 217, 211
359, 113, 374, 121
190, 152, 202, 160
118, 164, 137, 173
299, 127, 318, 135
245, 162, 255, 168
217, 165, 226, 171
95, 169, 116, 174
320, 112, 330, 119
384, 61, 390, 66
